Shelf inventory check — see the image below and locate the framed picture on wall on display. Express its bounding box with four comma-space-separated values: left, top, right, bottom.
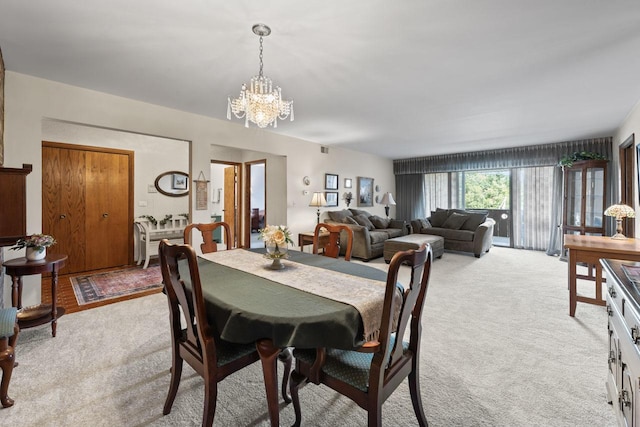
357, 177, 374, 207
325, 173, 339, 190
172, 173, 188, 190
325, 191, 338, 207
344, 178, 352, 188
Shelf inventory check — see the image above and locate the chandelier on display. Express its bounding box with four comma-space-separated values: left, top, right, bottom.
227, 24, 294, 129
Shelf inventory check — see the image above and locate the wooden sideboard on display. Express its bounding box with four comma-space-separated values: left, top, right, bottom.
601, 259, 640, 426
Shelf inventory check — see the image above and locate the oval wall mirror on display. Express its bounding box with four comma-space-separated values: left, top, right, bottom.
155, 171, 189, 197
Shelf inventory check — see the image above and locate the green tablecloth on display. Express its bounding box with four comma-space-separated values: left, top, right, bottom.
179, 249, 389, 350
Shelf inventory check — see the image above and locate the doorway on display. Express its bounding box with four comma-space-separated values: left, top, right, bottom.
619, 134, 635, 238
211, 161, 242, 248
245, 160, 266, 248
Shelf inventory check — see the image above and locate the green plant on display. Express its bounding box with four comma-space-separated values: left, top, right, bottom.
559, 151, 606, 167
159, 214, 173, 226
11, 234, 56, 251
140, 215, 157, 226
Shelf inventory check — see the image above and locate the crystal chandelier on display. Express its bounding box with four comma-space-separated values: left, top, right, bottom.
227, 24, 294, 129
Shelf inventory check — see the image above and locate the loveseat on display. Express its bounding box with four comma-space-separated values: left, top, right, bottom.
411, 208, 495, 258
325, 208, 409, 261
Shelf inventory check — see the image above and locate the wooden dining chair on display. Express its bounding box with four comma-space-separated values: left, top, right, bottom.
290, 243, 433, 427
184, 221, 232, 253
0, 307, 19, 408
312, 222, 354, 261
159, 239, 260, 426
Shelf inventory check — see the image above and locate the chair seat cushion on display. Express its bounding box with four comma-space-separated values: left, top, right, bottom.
0, 307, 17, 338
294, 336, 409, 392
180, 329, 256, 367
215, 338, 257, 366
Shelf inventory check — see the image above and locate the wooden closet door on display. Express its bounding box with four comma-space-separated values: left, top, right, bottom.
84, 150, 130, 271
43, 146, 87, 273
43, 143, 132, 274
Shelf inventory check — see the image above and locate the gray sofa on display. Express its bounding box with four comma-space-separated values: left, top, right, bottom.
411, 208, 495, 258
325, 208, 409, 261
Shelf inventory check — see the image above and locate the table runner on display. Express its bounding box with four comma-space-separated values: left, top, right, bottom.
202, 250, 387, 341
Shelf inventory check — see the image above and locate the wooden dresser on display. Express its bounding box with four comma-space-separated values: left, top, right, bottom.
602, 258, 640, 426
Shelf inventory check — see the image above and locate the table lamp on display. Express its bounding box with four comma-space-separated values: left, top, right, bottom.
604, 203, 636, 239
379, 192, 396, 218
309, 192, 327, 224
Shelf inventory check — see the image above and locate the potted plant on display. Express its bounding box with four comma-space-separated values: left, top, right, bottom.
11, 234, 56, 261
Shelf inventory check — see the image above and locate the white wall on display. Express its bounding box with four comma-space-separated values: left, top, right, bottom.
2, 71, 395, 306
41, 119, 189, 217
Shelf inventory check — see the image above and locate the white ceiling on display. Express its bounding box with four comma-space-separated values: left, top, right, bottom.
2, 1, 640, 159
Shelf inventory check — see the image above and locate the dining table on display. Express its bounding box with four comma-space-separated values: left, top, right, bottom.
180, 248, 394, 427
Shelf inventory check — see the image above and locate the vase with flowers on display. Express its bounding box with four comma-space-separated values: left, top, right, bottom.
259, 225, 293, 270
11, 234, 57, 261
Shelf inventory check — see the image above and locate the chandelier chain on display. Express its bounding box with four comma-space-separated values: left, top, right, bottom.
258, 36, 264, 77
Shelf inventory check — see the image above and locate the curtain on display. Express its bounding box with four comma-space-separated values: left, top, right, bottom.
512, 167, 554, 251
396, 174, 425, 220
424, 173, 449, 214
546, 166, 564, 256
394, 138, 612, 174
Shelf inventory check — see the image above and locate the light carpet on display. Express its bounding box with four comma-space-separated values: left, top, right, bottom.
2, 247, 616, 426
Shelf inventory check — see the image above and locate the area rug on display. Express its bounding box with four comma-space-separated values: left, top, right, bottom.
70, 265, 163, 305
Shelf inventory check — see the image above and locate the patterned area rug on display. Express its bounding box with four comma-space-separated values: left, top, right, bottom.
71, 266, 163, 305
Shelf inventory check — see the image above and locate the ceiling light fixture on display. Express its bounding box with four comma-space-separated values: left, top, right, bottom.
227, 23, 294, 129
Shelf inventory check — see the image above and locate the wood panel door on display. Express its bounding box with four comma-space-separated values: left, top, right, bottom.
224, 166, 237, 247
43, 142, 133, 274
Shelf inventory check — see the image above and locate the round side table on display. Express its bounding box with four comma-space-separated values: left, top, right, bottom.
3, 254, 68, 337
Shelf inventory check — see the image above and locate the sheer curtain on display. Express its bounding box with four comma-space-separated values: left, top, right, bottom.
512, 167, 554, 250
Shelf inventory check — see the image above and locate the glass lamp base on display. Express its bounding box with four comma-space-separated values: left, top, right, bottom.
611, 232, 627, 240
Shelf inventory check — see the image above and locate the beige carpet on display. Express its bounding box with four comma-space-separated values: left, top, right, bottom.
2, 247, 615, 426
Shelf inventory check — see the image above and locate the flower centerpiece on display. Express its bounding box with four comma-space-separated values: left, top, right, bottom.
11, 234, 56, 261
259, 225, 293, 270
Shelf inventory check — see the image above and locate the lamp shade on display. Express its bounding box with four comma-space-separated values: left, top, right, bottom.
604, 204, 636, 219
309, 192, 327, 207
379, 192, 396, 206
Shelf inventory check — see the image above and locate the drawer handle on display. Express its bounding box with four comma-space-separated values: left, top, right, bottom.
608, 286, 617, 298
608, 350, 617, 365
632, 326, 640, 344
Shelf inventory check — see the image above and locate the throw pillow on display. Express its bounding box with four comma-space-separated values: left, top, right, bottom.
420, 219, 431, 229
410, 219, 423, 233
370, 215, 391, 229
328, 209, 352, 222
430, 210, 449, 227
353, 214, 375, 230
343, 216, 358, 225
349, 208, 371, 218
442, 212, 469, 230
462, 211, 488, 231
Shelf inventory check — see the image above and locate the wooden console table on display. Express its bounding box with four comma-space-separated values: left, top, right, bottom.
3, 254, 68, 337
564, 234, 640, 317
298, 231, 329, 252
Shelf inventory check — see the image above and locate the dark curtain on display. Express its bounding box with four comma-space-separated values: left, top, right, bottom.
396, 174, 425, 220
393, 138, 612, 174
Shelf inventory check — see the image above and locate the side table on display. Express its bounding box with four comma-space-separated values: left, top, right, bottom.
298, 231, 329, 252
3, 254, 68, 337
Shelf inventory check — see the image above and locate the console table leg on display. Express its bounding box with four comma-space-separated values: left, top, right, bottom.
50, 268, 59, 337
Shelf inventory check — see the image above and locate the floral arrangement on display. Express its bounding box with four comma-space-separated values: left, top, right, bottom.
11, 234, 56, 252
259, 225, 293, 247
343, 192, 353, 207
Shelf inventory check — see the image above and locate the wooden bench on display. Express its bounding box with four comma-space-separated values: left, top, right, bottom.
134, 215, 189, 269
